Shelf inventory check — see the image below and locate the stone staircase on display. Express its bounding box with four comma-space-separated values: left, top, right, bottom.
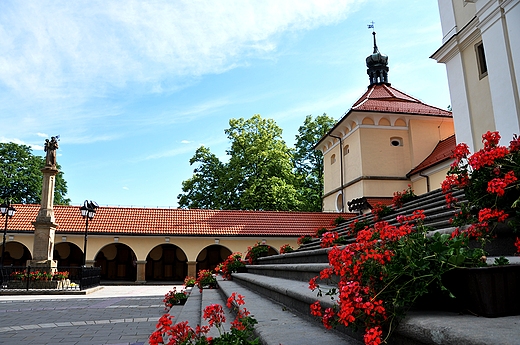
173, 188, 520, 344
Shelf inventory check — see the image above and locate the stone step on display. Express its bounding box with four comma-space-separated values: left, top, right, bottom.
217, 275, 362, 345
258, 247, 330, 265
200, 287, 234, 339
245, 263, 338, 284
172, 286, 201, 327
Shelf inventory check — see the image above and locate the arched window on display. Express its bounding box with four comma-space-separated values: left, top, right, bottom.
331, 154, 336, 164
343, 144, 349, 155
336, 192, 344, 212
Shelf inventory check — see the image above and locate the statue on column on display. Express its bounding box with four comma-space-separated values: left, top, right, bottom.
44, 136, 59, 168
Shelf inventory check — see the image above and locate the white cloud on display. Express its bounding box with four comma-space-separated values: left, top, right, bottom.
36, 132, 48, 138
122, 186, 129, 190
0, 0, 364, 99
181, 140, 191, 144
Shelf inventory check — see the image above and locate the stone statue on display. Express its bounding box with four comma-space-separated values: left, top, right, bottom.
44, 136, 59, 168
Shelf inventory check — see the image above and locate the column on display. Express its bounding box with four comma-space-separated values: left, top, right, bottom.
136, 260, 147, 283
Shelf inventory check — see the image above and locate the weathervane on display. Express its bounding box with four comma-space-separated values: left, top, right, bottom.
367, 21, 375, 32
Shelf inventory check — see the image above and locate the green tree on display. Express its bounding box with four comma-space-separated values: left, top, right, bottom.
226, 114, 301, 210
0, 142, 70, 205
177, 146, 235, 209
293, 113, 335, 211
178, 114, 301, 211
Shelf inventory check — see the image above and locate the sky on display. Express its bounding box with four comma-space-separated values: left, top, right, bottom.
0, 0, 451, 208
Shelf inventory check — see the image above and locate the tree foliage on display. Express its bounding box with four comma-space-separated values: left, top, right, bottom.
293, 113, 336, 211
178, 114, 334, 211
0, 142, 70, 205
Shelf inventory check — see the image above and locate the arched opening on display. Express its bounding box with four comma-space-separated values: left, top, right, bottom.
146, 244, 187, 281
94, 243, 137, 281
0, 242, 32, 266
331, 154, 336, 164
53, 242, 83, 268
264, 245, 278, 256
196, 245, 232, 273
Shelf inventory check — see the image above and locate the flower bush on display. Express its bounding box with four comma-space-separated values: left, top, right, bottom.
245, 242, 269, 264
331, 216, 347, 226
313, 227, 329, 238
10, 270, 68, 281
442, 131, 520, 246
309, 210, 486, 344
54, 271, 69, 280
220, 252, 246, 280
184, 276, 196, 287
371, 202, 394, 221
163, 287, 188, 311
279, 244, 294, 254
392, 185, 416, 208
196, 270, 217, 291
150, 292, 259, 345
297, 235, 312, 247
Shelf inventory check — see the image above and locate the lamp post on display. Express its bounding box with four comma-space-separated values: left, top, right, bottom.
80, 200, 98, 267
1, 200, 16, 267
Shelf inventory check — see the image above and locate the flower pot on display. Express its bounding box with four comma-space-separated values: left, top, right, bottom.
443, 264, 520, 317
202, 282, 218, 289
236, 266, 247, 273
178, 299, 187, 305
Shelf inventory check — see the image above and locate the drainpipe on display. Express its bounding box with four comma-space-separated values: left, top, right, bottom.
330, 134, 344, 212
419, 172, 430, 193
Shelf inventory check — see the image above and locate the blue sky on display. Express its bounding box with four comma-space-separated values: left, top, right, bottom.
0, 0, 451, 208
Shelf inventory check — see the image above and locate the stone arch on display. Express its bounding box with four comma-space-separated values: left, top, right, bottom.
145, 244, 188, 281
0, 241, 31, 266
94, 243, 137, 281
53, 242, 83, 268
196, 245, 232, 273
362, 117, 375, 125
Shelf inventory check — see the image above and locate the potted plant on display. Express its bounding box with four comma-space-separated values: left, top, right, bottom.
392, 184, 416, 208
163, 287, 189, 311
184, 276, 196, 288
196, 269, 217, 291
220, 252, 247, 280
279, 244, 294, 254
310, 210, 487, 344
441, 131, 520, 317
297, 235, 312, 247
371, 202, 394, 220
245, 242, 269, 264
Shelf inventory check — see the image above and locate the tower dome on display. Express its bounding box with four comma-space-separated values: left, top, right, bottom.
366, 31, 389, 86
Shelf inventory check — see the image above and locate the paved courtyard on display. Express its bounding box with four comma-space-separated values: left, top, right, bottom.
0, 285, 180, 345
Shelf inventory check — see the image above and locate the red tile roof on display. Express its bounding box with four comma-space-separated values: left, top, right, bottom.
8, 205, 356, 237
407, 135, 456, 176
351, 84, 452, 116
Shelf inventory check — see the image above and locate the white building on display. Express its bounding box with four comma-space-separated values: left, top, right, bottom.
432, 0, 520, 150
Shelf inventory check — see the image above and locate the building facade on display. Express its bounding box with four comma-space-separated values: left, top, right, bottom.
1, 204, 351, 282
432, 0, 520, 151
316, 32, 455, 212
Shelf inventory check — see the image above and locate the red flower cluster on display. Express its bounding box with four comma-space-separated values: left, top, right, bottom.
443, 131, 519, 247
150, 293, 253, 345
487, 171, 517, 196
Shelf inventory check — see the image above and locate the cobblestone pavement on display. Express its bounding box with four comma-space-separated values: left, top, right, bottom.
0, 285, 182, 345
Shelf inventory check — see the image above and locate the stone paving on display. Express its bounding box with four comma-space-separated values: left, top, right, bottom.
0, 285, 181, 345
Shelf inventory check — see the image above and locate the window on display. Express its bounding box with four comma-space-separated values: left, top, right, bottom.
336, 192, 344, 212
390, 137, 403, 147
343, 144, 349, 155
331, 154, 336, 164
475, 42, 488, 79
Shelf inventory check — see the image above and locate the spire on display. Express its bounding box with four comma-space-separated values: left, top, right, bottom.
366, 23, 389, 86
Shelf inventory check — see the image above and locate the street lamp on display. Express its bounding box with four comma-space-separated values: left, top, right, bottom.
1, 200, 16, 267
80, 200, 99, 267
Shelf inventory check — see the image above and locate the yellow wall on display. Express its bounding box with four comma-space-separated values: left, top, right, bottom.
2, 233, 298, 264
